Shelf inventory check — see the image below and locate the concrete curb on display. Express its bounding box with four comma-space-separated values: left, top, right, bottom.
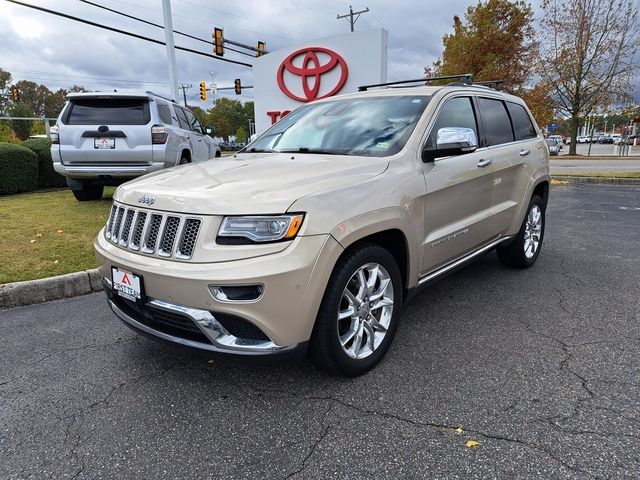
0, 268, 102, 310
552, 175, 640, 186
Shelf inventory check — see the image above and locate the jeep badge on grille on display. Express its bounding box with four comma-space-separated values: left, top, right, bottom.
138, 194, 155, 206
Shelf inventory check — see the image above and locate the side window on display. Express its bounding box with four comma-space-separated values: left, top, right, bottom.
156, 102, 173, 125
477, 97, 514, 146
184, 109, 203, 133
507, 102, 537, 140
426, 97, 478, 149
175, 107, 191, 131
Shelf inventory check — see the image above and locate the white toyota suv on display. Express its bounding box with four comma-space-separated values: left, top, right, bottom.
51, 91, 221, 201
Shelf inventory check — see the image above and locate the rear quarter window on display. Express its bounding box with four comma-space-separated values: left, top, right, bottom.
156, 102, 173, 125
507, 102, 537, 140
65, 98, 150, 125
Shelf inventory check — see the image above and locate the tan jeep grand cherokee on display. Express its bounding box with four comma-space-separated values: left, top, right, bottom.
96, 78, 550, 376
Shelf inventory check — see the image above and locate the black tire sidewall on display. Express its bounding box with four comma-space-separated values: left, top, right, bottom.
316, 244, 403, 376
509, 195, 545, 267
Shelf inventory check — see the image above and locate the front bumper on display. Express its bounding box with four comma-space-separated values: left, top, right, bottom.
104, 279, 307, 359
95, 231, 344, 351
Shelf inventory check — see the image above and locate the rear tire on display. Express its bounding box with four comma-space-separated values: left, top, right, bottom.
179, 154, 190, 165
71, 182, 104, 201
497, 194, 545, 268
309, 243, 403, 377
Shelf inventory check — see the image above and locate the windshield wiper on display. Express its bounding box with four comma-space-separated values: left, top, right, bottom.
245, 147, 277, 153
278, 148, 345, 155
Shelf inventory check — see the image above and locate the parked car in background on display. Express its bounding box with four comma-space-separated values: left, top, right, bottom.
96, 81, 550, 376
598, 135, 614, 144
51, 91, 221, 201
576, 136, 589, 143
548, 135, 563, 149
546, 138, 561, 155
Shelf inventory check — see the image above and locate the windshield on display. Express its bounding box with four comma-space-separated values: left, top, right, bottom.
546, 139, 557, 146
245, 95, 431, 157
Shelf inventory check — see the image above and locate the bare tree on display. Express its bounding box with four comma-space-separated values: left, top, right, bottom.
538, 0, 639, 154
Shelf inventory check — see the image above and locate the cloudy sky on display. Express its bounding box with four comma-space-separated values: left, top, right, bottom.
2, 0, 529, 104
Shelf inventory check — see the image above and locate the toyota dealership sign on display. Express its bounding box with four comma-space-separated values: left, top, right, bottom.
252, 29, 388, 133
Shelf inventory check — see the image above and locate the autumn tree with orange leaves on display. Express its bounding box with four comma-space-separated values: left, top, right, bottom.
426, 0, 553, 127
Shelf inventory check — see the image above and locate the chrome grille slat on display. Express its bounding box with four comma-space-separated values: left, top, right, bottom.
158, 216, 181, 257
130, 211, 148, 251
119, 209, 135, 247
106, 205, 117, 239
143, 214, 164, 253
176, 219, 201, 259
111, 207, 125, 243
105, 202, 201, 260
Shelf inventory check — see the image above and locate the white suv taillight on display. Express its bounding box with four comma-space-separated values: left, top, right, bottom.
50, 125, 59, 144
151, 125, 168, 144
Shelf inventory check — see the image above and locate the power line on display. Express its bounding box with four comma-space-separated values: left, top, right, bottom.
175, 0, 314, 38
100, 0, 299, 42
336, 5, 370, 32
5, 0, 253, 68
76, 0, 255, 58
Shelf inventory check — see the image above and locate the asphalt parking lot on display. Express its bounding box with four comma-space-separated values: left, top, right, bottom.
1, 183, 639, 479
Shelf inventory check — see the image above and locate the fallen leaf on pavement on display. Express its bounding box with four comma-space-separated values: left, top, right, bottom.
30, 239, 36, 243
54, 260, 59, 264
454, 427, 463, 434
466, 440, 479, 448
57, 229, 64, 233
36, 233, 42, 238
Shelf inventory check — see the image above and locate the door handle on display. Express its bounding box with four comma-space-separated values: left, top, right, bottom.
477, 158, 493, 168
186, 135, 191, 140
197, 138, 202, 142
519, 149, 531, 156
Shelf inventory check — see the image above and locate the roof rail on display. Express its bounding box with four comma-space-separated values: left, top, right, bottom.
145, 91, 176, 103
358, 74, 473, 92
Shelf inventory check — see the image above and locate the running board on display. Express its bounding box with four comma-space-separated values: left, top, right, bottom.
417, 236, 514, 286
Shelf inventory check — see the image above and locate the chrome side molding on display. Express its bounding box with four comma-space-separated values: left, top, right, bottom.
418, 236, 513, 286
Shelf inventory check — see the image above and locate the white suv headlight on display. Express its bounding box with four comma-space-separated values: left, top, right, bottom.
218, 214, 304, 243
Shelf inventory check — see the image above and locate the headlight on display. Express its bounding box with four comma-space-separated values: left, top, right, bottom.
218, 214, 304, 243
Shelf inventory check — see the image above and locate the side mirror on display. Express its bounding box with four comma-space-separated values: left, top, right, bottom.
205, 126, 214, 135
422, 127, 477, 162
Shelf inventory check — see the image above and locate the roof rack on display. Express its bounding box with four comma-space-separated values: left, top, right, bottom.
473, 80, 503, 91
145, 91, 176, 103
358, 74, 473, 92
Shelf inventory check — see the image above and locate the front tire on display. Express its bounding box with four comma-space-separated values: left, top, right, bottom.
497, 194, 545, 268
71, 182, 104, 201
309, 244, 403, 376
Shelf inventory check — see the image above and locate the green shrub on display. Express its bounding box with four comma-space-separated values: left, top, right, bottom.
21, 138, 66, 187
0, 143, 38, 195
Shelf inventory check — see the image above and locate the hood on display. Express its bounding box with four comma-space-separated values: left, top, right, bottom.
114, 153, 389, 215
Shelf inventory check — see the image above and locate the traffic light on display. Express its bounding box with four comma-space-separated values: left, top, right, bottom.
213, 27, 224, 56
256, 41, 266, 57
11, 86, 20, 102
234, 79, 241, 95
199, 81, 207, 101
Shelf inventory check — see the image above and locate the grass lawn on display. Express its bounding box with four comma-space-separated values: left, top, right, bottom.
0, 188, 115, 284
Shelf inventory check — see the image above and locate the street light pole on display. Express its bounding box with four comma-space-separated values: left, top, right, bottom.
161, 0, 179, 102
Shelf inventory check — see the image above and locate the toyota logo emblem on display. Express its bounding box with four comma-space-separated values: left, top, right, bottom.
137, 194, 155, 206
277, 47, 349, 102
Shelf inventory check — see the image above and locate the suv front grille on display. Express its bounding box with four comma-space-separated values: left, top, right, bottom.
105, 202, 202, 260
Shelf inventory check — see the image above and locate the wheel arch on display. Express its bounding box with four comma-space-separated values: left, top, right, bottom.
330, 212, 417, 292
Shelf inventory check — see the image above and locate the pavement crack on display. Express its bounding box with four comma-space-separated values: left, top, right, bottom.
286, 424, 331, 479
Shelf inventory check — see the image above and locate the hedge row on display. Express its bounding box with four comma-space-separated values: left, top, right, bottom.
21, 139, 66, 188
0, 144, 38, 195
0, 140, 65, 195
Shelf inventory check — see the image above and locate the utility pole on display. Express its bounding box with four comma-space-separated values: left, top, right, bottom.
161, 0, 179, 101
337, 5, 370, 32
179, 83, 192, 106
